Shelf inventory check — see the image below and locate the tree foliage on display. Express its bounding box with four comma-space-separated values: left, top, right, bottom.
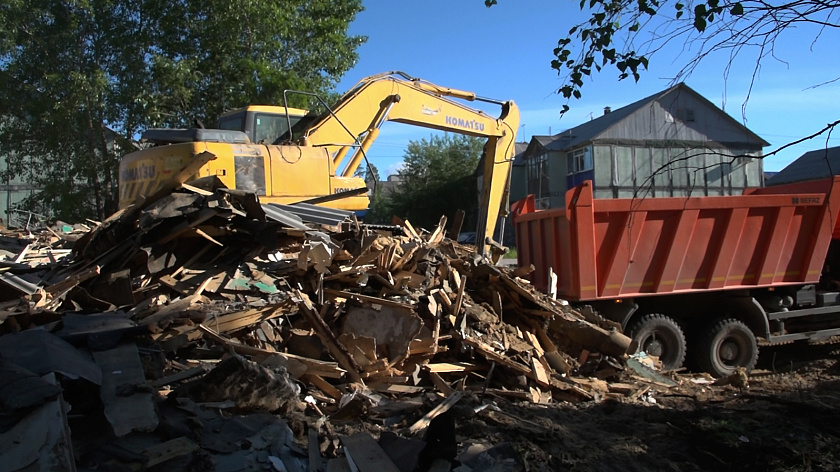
0, 0, 364, 222
386, 134, 485, 230
486, 0, 838, 118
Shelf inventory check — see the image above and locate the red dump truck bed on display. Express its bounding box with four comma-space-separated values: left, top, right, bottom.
513, 177, 840, 301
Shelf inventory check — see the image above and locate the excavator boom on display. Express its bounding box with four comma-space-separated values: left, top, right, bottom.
301, 72, 520, 256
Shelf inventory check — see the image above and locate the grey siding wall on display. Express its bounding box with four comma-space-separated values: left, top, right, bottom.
591, 144, 763, 198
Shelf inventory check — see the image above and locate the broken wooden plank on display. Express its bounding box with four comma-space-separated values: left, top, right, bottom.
138, 294, 203, 326
530, 357, 550, 388
435, 290, 453, 314
171, 243, 215, 278
461, 337, 530, 375
180, 182, 215, 196
324, 288, 414, 310
407, 391, 463, 434
158, 208, 221, 244
426, 371, 453, 395
390, 242, 418, 272
150, 366, 208, 388
426, 215, 447, 246
491, 290, 503, 321
424, 362, 478, 373
451, 274, 468, 329
607, 383, 636, 395
296, 291, 364, 385
402, 220, 421, 240
45, 265, 100, 294
524, 330, 545, 357
207, 304, 291, 334
480, 388, 532, 400
511, 264, 535, 277
13, 243, 31, 264
198, 324, 345, 378
393, 270, 426, 290
367, 384, 426, 395
446, 209, 465, 241
304, 374, 343, 401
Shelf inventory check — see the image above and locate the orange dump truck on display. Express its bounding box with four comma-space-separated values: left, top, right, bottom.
513, 177, 840, 376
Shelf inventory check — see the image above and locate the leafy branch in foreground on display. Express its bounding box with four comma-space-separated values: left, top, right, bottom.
487, 0, 839, 115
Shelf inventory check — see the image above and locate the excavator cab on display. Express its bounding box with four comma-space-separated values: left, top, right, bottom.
217, 105, 309, 145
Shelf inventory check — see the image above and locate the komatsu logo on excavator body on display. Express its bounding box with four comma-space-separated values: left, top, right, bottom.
445, 115, 485, 131
120, 163, 156, 181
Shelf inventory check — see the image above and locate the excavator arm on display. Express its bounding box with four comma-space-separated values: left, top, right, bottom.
301, 71, 519, 257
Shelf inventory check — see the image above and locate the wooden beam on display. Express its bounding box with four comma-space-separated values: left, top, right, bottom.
150, 366, 208, 388
451, 274, 468, 330
304, 374, 343, 401
446, 210, 465, 241
426, 371, 453, 395
408, 391, 463, 434
324, 288, 414, 310
197, 324, 345, 378
296, 291, 364, 385
461, 337, 530, 375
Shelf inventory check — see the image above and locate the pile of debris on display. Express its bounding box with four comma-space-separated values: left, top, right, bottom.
1, 178, 685, 471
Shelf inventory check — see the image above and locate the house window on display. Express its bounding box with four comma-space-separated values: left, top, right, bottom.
566, 147, 592, 174
677, 108, 696, 122
527, 151, 550, 206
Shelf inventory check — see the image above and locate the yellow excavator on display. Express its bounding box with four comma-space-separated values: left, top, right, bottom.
119, 71, 519, 255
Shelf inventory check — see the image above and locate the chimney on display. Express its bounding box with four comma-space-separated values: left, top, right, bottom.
604, 106, 611, 115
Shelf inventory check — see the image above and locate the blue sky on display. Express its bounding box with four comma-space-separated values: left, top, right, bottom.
336, 0, 840, 177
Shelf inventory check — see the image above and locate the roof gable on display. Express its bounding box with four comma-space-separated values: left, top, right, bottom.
540, 83, 769, 151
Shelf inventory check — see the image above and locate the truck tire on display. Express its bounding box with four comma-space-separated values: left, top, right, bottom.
628, 314, 687, 370
696, 318, 758, 378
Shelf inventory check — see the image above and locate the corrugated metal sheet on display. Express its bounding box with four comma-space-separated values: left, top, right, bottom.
261, 204, 308, 230
0, 272, 39, 294
262, 202, 352, 228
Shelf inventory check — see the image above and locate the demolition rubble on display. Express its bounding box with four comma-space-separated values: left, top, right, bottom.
0, 178, 720, 471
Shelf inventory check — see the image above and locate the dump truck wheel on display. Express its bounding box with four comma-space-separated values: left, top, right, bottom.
697, 318, 758, 378
629, 314, 687, 370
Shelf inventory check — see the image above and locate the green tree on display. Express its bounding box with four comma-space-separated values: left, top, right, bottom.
388, 134, 485, 230
363, 187, 394, 225
355, 162, 380, 185
485, 0, 840, 146
0, 0, 364, 222
353, 162, 393, 224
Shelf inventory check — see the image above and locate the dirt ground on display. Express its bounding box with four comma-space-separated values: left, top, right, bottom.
320, 340, 840, 472
406, 340, 840, 472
